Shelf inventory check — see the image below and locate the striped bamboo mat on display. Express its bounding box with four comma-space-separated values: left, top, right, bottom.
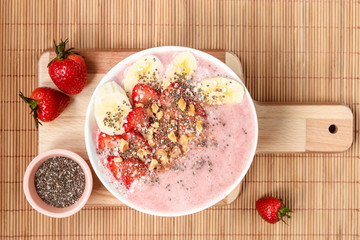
1, 0, 359, 239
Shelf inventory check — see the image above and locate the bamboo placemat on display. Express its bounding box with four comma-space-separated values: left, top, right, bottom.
1, 0, 359, 239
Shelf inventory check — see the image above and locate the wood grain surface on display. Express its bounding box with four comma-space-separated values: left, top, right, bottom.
1, 1, 359, 240
37, 49, 353, 207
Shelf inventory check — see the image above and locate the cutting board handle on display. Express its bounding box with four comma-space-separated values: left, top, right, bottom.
225, 52, 354, 153
255, 103, 354, 153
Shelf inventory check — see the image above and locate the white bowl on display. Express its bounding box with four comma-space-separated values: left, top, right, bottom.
84, 46, 258, 216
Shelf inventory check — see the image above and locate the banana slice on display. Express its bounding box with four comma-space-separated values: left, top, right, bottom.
197, 77, 245, 105
124, 55, 163, 95
163, 52, 197, 88
94, 81, 132, 135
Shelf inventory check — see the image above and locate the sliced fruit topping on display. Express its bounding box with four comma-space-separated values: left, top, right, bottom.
94, 81, 132, 135
187, 99, 207, 118
163, 52, 197, 88
98, 132, 124, 154
121, 158, 148, 189
132, 83, 160, 106
197, 77, 245, 105
124, 55, 163, 96
159, 81, 193, 108
123, 107, 150, 135
121, 130, 152, 162
108, 158, 122, 180
122, 131, 150, 151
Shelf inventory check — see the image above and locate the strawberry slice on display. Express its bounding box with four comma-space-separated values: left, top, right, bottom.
132, 83, 160, 106
122, 130, 150, 150
108, 159, 122, 180
159, 81, 188, 108
106, 156, 117, 162
123, 107, 150, 135
187, 99, 207, 118
98, 132, 123, 153
121, 158, 148, 189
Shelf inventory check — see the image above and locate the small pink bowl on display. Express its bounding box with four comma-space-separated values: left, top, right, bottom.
23, 149, 93, 218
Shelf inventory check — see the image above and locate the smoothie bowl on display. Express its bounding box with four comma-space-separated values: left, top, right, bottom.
85, 46, 258, 216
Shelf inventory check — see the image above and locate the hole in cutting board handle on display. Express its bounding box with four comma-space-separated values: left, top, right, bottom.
328, 124, 338, 134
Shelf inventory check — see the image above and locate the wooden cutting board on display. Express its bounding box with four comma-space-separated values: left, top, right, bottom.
38, 49, 353, 207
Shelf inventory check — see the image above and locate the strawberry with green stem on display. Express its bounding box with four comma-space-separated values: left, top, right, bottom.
48, 39, 87, 95
255, 197, 293, 224
19, 87, 70, 128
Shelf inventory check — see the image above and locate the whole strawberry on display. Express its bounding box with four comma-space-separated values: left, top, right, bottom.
48, 39, 87, 94
255, 197, 292, 224
19, 88, 70, 128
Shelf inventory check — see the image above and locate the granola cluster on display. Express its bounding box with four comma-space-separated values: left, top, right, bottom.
130, 84, 207, 171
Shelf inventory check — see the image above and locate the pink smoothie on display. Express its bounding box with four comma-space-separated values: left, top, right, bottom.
126, 96, 256, 214
94, 49, 257, 215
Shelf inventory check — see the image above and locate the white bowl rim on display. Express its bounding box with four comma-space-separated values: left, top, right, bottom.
84, 46, 258, 217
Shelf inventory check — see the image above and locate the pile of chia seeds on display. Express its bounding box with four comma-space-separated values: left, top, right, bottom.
34, 156, 85, 208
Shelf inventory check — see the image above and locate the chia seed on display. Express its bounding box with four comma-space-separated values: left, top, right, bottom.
242, 128, 248, 135
34, 156, 85, 208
